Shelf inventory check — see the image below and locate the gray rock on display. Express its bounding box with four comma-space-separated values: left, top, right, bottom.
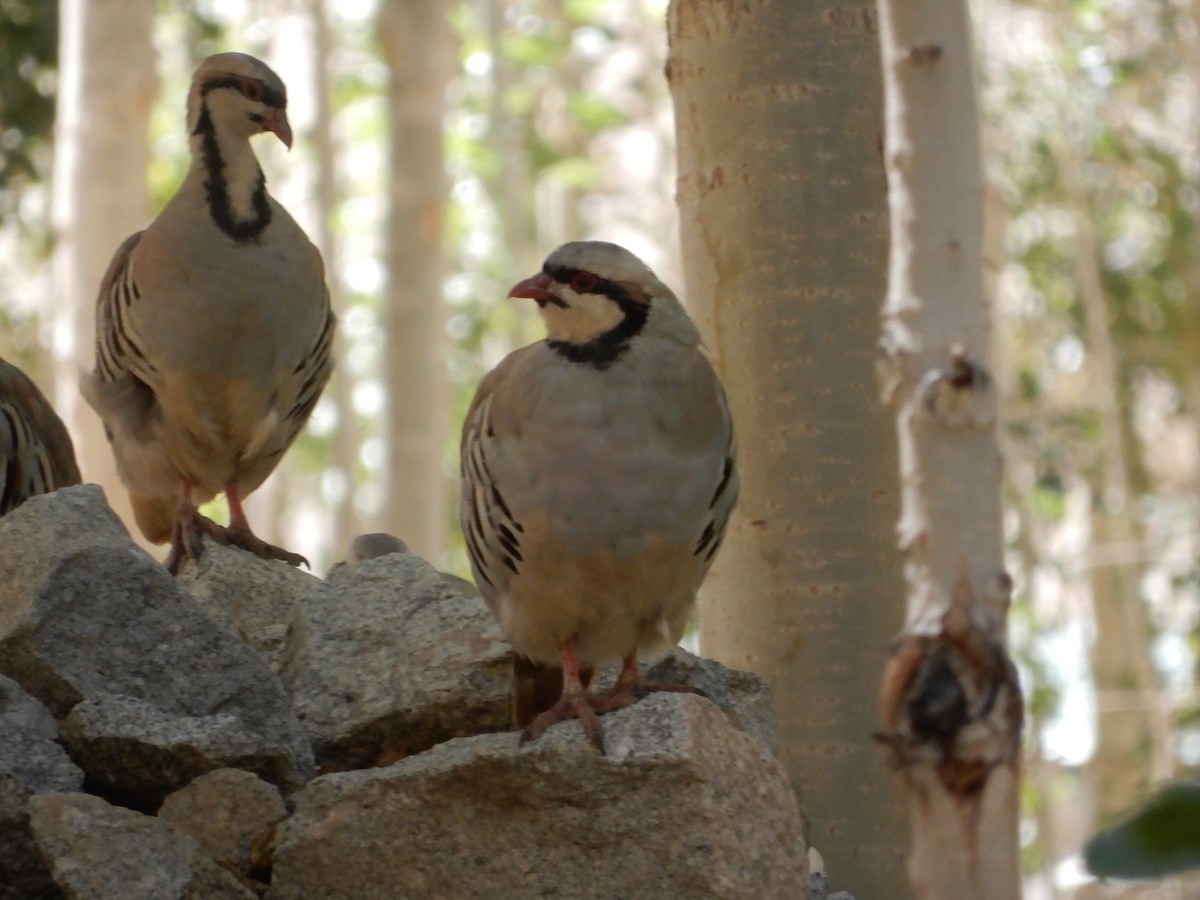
619, 646, 781, 755
279, 551, 511, 769
0, 484, 314, 804
63, 694, 303, 809
0, 676, 84, 900
332, 532, 479, 594
340, 532, 408, 564
28, 792, 255, 899
268, 693, 810, 899
159, 768, 285, 886
0, 675, 83, 794
0, 781, 60, 900
177, 540, 323, 672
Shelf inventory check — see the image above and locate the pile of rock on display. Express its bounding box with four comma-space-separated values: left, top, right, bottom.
1, 485, 810, 899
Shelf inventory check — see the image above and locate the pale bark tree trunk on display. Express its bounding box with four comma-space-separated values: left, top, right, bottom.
52, 0, 155, 544
875, 0, 1023, 897
377, 0, 453, 564
483, 0, 537, 347
667, 3, 907, 896
1073, 210, 1170, 823
310, 0, 360, 555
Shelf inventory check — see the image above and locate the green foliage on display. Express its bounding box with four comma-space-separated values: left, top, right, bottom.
1031, 473, 1067, 521
1085, 780, 1200, 878
981, 0, 1200, 877
0, 0, 56, 220
565, 92, 623, 131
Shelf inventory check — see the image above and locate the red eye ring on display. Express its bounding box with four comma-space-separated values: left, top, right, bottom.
570, 272, 598, 293
241, 78, 263, 102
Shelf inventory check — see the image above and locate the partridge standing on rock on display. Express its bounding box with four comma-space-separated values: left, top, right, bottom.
83, 52, 334, 574
460, 241, 738, 752
0, 356, 81, 515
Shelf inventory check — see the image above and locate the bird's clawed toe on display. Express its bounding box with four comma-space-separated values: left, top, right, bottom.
518, 682, 704, 754
521, 691, 606, 754
585, 680, 706, 723
515, 649, 708, 754
224, 528, 309, 568
164, 506, 307, 574
638, 681, 708, 701
588, 689, 641, 716
165, 501, 209, 575
196, 516, 308, 568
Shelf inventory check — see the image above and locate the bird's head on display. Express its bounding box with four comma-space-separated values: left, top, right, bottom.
187, 52, 292, 149
510, 242, 699, 362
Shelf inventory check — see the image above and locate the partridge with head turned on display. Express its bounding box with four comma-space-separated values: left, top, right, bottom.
0, 356, 81, 515
83, 52, 334, 573
460, 241, 738, 752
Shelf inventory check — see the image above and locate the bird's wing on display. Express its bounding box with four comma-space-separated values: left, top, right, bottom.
82, 230, 164, 445
266, 280, 335, 457
691, 370, 739, 568
459, 347, 534, 606
93, 231, 151, 387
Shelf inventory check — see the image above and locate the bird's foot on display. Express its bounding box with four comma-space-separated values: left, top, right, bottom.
520, 690, 606, 755
518, 681, 708, 755
639, 681, 709, 700
591, 680, 707, 715
194, 517, 309, 568
165, 515, 207, 575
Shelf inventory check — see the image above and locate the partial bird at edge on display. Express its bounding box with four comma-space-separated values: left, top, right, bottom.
0, 356, 81, 516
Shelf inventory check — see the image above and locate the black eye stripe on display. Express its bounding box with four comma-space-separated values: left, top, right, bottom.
544, 264, 583, 285
200, 75, 286, 109
538, 266, 650, 367
543, 264, 633, 304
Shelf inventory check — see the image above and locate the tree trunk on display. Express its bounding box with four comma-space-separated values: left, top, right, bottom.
875, 0, 1023, 897
483, 0, 537, 347
666, 2, 908, 895
310, 0, 360, 555
1073, 209, 1169, 823
377, 0, 454, 564
51, 0, 155, 543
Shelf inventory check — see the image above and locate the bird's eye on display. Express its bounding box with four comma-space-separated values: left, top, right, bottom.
241, 78, 263, 102
570, 272, 598, 293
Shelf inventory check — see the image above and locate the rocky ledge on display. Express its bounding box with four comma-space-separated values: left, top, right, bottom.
0, 485, 810, 899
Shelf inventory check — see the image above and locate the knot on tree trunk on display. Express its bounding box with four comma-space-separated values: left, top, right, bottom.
917, 344, 996, 429
877, 570, 1022, 800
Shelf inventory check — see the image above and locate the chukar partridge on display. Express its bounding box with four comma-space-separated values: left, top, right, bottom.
0, 356, 81, 515
83, 52, 334, 573
460, 241, 738, 752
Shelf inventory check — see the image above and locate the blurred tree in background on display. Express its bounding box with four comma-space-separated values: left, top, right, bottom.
978, 0, 1200, 894
0, 0, 56, 370
0, 0, 55, 216
2, 0, 1199, 895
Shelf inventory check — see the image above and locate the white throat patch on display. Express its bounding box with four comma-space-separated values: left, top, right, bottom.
539, 289, 627, 344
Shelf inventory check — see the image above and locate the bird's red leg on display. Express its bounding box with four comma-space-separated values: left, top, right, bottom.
225, 483, 253, 534
590, 654, 643, 713
165, 477, 205, 575
521, 640, 606, 754
196, 482, 309, 566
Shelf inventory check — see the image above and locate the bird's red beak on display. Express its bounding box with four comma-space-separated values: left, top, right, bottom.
509, 272, 555, 303
262, 108, 294, 150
